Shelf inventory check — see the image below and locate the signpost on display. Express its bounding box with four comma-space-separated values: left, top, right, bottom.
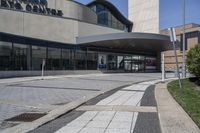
182, 0, 186, 78
161, 52, 165, 82
168, 27, 183, 90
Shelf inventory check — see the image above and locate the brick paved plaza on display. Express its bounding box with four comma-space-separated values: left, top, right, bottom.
0, 73, 162, 131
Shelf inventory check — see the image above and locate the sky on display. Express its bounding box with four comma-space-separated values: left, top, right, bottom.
75, 0, 200, 30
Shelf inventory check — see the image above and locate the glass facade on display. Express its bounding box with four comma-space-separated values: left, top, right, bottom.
0, 41, 12, 70
61, 49, 73, 70
75, 50, 86, 70
0, 35, 158, 72
0, 39, 95, 71
13, 43, 28, 70
98, 53, 157, 72
32, 45, 46, 70
87, 52, 98, 70
90, 4, 128, 31
47, 47, 62, 70
107, 55, 117, 70
117, 56, 124, 70
0, 42, 29, 71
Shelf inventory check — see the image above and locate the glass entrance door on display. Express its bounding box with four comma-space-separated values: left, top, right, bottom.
124, 55, 145, 72
124, 56, 132, 71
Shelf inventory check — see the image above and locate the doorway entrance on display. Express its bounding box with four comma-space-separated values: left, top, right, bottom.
124, 56, 145, 72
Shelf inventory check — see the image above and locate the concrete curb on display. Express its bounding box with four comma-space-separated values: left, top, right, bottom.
155, 81, 200, 133
0, 73, 105, 85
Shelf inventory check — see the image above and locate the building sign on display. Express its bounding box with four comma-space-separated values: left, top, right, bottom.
98, 54, 107, 69
0, 0, 63, 17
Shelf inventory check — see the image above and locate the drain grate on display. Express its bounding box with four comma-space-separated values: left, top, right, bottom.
5, 113, 47, 122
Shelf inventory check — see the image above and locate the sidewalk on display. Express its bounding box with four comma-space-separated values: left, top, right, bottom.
1, 74, 163, 133
55, 80, 160, 133
2, 75, 198, 133
155, 82, 200, 133
30, 80, 161, 133
30, 79, 200, 133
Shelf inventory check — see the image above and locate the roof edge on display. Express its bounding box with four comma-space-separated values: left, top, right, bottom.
77, 32, 170, 44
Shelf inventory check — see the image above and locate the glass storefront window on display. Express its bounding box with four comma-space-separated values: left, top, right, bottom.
13, 43, 28, 70
124, 56, 132, 71
75, 50, 86, 70
124, 55, 146, 72
117, 56, 124, 69
0, 39, 157, 72
87, 52, 98, 70
98, 54, 107, 69
32, 46, 46, 70
0, 41, 13, 70
47, 47, 62, 70
62, 49, 73, 70
138, 56, 145, 71
107, 55, 117, 70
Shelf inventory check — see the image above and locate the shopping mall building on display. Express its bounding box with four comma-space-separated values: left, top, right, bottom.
0, 0, 171, 77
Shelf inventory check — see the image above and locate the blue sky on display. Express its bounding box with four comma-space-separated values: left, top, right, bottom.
75, 0, 200, 30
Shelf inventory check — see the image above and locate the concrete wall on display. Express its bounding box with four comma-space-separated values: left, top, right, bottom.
128, 0, 159, 33
0, 0, 123, 44
78, 22, 123, 37
48, 0, 97, 24
0, 8, 79, 43
0, 0, 97, 24
0, 9, 24, 36
23, 13, 79, 44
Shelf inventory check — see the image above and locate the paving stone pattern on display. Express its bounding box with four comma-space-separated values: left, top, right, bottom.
0, 73, 161, 131
55, 81, 159, 133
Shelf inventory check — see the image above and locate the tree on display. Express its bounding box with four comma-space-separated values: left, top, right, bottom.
186, 44, 200, 78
